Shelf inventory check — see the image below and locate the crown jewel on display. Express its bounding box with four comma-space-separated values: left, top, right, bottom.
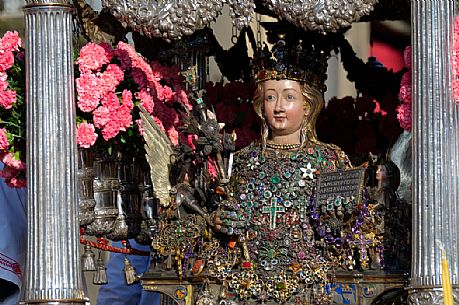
252, 34, 330, 91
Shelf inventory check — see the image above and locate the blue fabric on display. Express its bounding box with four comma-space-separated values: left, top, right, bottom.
96, 240, 160, 305
0, 162, 27, 305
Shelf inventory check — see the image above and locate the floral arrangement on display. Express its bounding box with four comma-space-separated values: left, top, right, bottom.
75, 41, 193, 155
0, 34, 194, 188
0, 31, 26, 188
397, 46, 412, 131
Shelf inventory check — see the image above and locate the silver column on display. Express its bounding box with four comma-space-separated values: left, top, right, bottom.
410, 1, 459, 304
23, 1, 86, 304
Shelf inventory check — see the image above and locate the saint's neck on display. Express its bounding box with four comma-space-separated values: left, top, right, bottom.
269, 132, 301, 145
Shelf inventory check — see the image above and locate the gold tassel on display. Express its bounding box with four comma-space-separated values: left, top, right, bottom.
81, 245, 96, 272
93, 254, 108, 285
123, 256, 138, 285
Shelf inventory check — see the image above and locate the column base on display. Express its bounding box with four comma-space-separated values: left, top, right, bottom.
408, 286, 459, 304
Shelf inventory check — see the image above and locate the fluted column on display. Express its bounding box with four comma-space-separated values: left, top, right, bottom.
409, 1, 459, 304
23, 1, 86, 304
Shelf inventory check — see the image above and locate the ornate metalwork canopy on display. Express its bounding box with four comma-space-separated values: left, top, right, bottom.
101, 0, 380, 41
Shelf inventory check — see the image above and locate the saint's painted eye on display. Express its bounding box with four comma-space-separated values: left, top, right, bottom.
265, 94, 276, 102
287, 94, 295, 100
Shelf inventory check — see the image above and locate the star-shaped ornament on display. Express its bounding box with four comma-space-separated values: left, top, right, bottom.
300, 163, 316, 179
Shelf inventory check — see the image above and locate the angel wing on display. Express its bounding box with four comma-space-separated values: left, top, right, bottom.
139, 106, 174, 207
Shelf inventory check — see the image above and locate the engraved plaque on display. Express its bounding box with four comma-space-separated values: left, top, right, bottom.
316, 168, 366, 206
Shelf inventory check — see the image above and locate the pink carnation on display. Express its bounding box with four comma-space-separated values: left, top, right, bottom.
116, 104, 132, 131
152, 116, 166, 133
0, 72, 8, 90
0, 166, 26, 189
453, 78, 459, 102
167, 127, 179, 146
0, 31, 21, 53
101, 119, 120, 141
93, 106, 111, 128
397, 103, 412, 131
3, 152, 26, 170
77, 42, 111, 73
98, 64, 124, 94
0, 51, 14, 72
7, 177, 26, 188
399, 70, 411, 104
76, 72, 102, 112
122, 89, 134, 110
0, 88, 16, 109
101, 91, 120, 110
116, 42, 159, 88
162, 85, 175, 103
76, 122, 98, 148
0, 128, 9, 150
135, 89, 154, 114
105, 63, 124, 83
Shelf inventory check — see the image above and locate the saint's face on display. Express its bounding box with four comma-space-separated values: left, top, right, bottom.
263, 79, 305, 138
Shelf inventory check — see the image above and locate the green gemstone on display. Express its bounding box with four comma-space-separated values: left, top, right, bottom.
264, 190, 272, 198
246, 201, 253, 208
247, 183, 255, 191
247, 193, 255, 200
258, 155, 266, 162
277, 282, 286, 290
290, 153, 297, 161
259, 171, 266, 179
271, 176, 281, 184
283, 171, 292, 179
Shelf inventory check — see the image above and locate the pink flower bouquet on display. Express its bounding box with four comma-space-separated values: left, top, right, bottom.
0, 31, 26, 188
75, 41, 192, 154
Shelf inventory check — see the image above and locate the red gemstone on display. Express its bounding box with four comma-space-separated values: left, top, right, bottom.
242, 261, 252, 269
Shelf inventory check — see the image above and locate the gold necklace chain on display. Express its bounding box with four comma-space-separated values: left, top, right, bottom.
266, 142, 301, 150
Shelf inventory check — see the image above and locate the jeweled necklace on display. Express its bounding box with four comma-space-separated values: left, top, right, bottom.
266, 142, 301, 150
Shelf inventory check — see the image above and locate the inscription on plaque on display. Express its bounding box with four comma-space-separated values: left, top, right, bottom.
316, 168, 366, 206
